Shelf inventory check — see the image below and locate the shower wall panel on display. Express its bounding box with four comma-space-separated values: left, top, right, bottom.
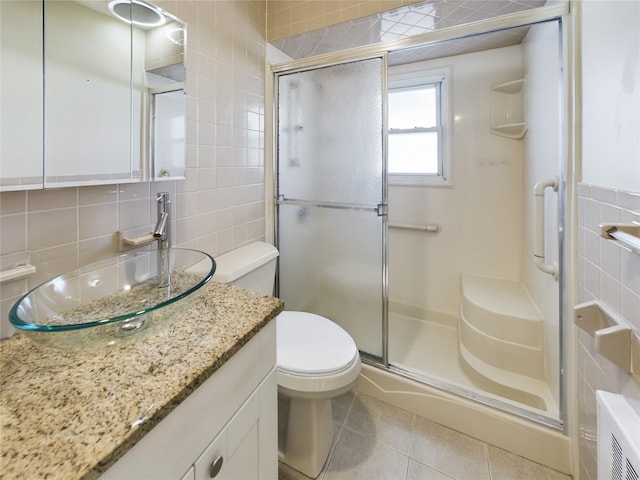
388, 45, 523, 317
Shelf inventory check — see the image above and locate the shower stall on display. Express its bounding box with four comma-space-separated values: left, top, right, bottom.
271, 2, 570, 470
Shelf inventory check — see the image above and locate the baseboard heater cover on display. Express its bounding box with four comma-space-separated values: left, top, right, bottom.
596, 390, 639, 480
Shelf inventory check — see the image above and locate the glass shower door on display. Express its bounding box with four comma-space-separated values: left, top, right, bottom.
276, 57, 386, 360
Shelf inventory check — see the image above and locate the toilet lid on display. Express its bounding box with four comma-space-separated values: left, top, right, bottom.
277, 311, 358, 376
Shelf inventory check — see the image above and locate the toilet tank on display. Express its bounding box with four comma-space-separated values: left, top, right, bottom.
214, 242, 279, 296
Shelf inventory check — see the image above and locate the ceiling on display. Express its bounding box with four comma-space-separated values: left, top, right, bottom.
270, 0, 562, 65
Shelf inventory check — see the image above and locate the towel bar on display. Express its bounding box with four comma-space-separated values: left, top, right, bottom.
389, 223, 440, 232
600, 223, 640, 254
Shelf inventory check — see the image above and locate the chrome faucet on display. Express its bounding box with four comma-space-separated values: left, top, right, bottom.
153, 192, 171, 250
153, 192, 171, 287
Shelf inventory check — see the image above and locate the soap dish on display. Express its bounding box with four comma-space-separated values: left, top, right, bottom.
574, 301, 639, 380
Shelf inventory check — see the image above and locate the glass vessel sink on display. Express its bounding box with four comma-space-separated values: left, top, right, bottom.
9, 249, 215, 351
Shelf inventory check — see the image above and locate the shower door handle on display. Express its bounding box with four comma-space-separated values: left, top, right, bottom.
533, 176, 559, 280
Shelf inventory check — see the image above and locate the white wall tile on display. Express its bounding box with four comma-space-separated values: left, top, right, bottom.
198, 211, 217, 236
232, 186, 247, 207
599, 270, 621, 315
78, 185, 118, 206
28, 209, 77, 250
28, 188, 77, 212
621, 247, 640, 296
617, 190, 640, 212
118, 199, 151, 231
175, 192, 198, 220
599, 202, 622, 227
196, 167, 217, 191
583, 229, 600, 265
0, 191, 26, 215
79, 235, 118, 266
118, 182, 150, 202
198, 121, 216, 146
589, 185, 617, 204
622, 287, 640, 330
29, 243, 77, 286
621, 208, 640, 225
216, 167, 233, 188
198, 144, 216, 168
176, 215, 199, 245
0, 214, 26, 255
216, 146, 233, 167
599, 236, 621, 279
583, 259, 600, 297
576, 183, 590, 198
582, 198, 600, 233
79, 204, 118, 241
577, 184, 640, 480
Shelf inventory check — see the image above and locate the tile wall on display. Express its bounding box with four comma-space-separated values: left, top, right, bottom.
266, 0, 420, 41
576, 183, 640, 480
0, 0, 267, 339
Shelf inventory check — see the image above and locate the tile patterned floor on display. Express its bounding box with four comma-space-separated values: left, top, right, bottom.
278, 392, 572, 480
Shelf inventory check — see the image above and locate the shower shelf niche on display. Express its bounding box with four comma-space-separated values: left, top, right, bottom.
490, 78, 527, 139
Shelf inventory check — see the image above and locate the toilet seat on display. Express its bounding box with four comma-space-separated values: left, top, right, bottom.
276, 311, 361, 396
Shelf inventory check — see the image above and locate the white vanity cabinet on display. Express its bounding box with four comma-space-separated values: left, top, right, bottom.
102, 321, 278, 480
193, 372, 274, 480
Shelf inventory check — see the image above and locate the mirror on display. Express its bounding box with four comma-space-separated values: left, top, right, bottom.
0, 0, 186, 191
45, 0, 186, 187
0, 1, 44, 191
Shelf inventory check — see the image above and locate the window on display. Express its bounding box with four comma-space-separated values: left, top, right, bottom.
388, 65, 451, 186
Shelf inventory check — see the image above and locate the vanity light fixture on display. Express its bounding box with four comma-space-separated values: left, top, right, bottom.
108, 0, 166, 27
166, 27, 185, 46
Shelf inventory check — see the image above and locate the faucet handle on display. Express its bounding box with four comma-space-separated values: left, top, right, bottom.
153, 212, 169, 238
156, 191, 171, 203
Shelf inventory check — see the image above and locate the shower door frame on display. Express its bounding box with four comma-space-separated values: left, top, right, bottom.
268, 2, 571, 432
271, 53, 390, 366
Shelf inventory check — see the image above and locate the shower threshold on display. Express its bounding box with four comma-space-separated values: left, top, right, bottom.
354, 361, 570, 473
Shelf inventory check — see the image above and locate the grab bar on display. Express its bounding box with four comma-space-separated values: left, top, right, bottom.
389, 223, 440, 233
600, 223, 640, 254
533, 176, 559, 280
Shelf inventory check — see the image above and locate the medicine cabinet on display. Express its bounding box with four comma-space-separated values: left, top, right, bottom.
0, 0, 186, 191
490, 78, 527, 139
0, 1, 43, 190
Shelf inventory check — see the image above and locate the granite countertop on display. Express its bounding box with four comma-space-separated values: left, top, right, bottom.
0, 282, 284, 479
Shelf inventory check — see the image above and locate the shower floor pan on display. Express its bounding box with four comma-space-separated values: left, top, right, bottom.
387, 307, 557, 417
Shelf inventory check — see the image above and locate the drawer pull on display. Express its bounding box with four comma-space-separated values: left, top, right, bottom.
209, 456, 223, 478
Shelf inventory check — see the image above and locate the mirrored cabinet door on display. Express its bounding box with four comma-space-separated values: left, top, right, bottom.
0, 0, 44, 191
0, 0, 186, 191
44, 0, 137, 187
145, 16, 187, 181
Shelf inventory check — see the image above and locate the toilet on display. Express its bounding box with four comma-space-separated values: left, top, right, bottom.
212, 242, 361, 478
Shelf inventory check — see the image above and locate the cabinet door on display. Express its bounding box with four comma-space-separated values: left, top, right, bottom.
180, 466, 195, 480
194, 392, 259, 480
194, 369, 277, 480
194, 425, 227, 480
0, 0, 43, 191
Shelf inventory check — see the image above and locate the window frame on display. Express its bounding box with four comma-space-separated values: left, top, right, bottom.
387, 64, 452, 187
